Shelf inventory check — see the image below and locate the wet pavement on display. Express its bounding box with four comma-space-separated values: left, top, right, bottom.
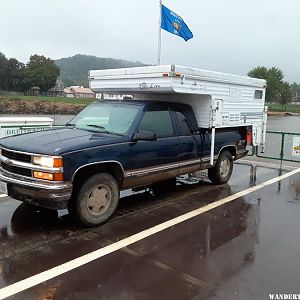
0, 162, 300, 299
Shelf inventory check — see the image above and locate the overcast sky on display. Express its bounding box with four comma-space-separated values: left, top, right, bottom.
1, 0, 299, 82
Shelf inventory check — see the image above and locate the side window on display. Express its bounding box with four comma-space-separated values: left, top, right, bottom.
139, 110, 174, 138
254, 90, 263, 99
176, 111, 192, 136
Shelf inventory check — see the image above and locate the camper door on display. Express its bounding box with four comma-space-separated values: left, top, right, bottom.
212, 99, 223, 126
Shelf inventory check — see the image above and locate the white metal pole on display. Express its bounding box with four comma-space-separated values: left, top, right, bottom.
262, 106, 268, 153
210, 127, 216, 166
157, 0, 162, 65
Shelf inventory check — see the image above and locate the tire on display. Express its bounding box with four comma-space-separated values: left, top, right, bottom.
68, 173, 119, 227
208, 150, 233, 185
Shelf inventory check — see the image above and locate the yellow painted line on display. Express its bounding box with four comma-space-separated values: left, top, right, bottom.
0, 167, 300, 300
0, 194, 7, 198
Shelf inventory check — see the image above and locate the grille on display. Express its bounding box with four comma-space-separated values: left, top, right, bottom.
1, 162, 32, 177
2, 149, 32, 163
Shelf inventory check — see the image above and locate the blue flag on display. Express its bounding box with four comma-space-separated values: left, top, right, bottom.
161, 4, 193, 42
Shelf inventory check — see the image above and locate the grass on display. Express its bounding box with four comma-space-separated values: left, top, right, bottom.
268, 103, 300, 113
0, 95, 95, 105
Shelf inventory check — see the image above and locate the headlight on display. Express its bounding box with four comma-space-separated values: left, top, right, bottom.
33, 156, 63, 168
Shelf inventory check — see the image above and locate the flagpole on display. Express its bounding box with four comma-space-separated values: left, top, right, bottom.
157, 0, 162, 65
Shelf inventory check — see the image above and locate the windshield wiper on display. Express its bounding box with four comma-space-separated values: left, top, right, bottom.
65, 123, 77, 128
86, 124, 106, 130
86, 125, 124, 136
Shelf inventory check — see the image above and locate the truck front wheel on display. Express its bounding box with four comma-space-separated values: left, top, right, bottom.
208, 150, 233, 185
68, 173, 119, 227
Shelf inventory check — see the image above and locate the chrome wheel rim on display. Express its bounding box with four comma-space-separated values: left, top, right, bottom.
220, 159, 230, 177
86, 184, 111, 216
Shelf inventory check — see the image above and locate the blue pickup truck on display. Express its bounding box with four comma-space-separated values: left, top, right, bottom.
0, 100, 247, 226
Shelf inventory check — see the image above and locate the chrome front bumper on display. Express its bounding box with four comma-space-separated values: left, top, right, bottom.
0, 168, 72, 209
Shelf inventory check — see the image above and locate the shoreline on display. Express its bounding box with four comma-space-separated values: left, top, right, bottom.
0, 99, 86, 115
267, 111, 300, 116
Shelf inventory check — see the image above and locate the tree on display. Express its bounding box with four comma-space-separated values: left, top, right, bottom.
22, 55, 60, 92
280, 82, 292, 106
248, 66, 286, 103
290, 82, 300, 99
0, 52, 8, 90
5, 58, 25, 91
0, 52, 24, 91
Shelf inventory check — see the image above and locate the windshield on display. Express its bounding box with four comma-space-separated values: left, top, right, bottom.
69, 102, 140, 135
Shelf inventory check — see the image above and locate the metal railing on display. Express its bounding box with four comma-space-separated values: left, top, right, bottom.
248, 130, 300, 164
0, 125, 64, 139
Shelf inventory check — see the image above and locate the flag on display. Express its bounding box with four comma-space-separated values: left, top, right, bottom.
161, 4, 193, 42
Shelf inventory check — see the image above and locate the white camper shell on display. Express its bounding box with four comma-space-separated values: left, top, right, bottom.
89, 65, 267, 158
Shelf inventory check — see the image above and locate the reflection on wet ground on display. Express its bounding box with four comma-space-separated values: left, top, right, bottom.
0, 164, 299, 299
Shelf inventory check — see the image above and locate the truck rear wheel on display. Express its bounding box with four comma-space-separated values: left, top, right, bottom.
208, 150, 233, 185
68, 173, 119, 227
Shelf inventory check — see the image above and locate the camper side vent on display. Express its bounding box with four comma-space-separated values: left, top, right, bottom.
229, 113, 240, 124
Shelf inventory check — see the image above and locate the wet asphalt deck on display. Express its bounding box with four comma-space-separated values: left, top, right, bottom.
0, 162, 300, 300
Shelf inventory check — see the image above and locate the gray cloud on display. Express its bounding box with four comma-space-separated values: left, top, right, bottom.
1, 0, 299, 82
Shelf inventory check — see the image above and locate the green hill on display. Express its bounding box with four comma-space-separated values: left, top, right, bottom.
55, 54, 147, 87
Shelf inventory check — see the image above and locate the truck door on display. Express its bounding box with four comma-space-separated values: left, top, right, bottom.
126, 104, 179, 186
172, 109, 200, 175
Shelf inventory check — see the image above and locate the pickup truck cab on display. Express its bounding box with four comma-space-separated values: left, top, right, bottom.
0, 100, 247, 226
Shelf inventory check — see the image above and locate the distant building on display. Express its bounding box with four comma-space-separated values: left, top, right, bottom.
48, 79, 65, 97
64, 88, 74, 98
25, 86, 41, 96
63, 86, 95, 99
72, 87, 95, 98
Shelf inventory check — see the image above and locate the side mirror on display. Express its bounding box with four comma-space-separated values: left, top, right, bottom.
133, 130, 157, 142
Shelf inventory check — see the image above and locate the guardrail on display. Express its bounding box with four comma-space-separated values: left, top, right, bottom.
248, 130, 300, 164
0, 125, 64, 139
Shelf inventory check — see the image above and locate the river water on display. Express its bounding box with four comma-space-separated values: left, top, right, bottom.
267, 115, 299, 132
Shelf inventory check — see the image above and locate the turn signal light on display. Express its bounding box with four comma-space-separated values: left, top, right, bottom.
53, 158, 63, 168
33, 171, 64, 181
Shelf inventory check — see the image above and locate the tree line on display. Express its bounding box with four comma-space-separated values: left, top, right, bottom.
248, 67, 297, 104
0, 51, 299, 102
0, 52, 59, 93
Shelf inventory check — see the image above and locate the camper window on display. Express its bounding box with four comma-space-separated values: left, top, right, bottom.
254, 90, 263, 99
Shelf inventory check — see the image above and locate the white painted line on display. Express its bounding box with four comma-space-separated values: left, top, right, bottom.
1, 167, 300, 300
0, 194, 7, 198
